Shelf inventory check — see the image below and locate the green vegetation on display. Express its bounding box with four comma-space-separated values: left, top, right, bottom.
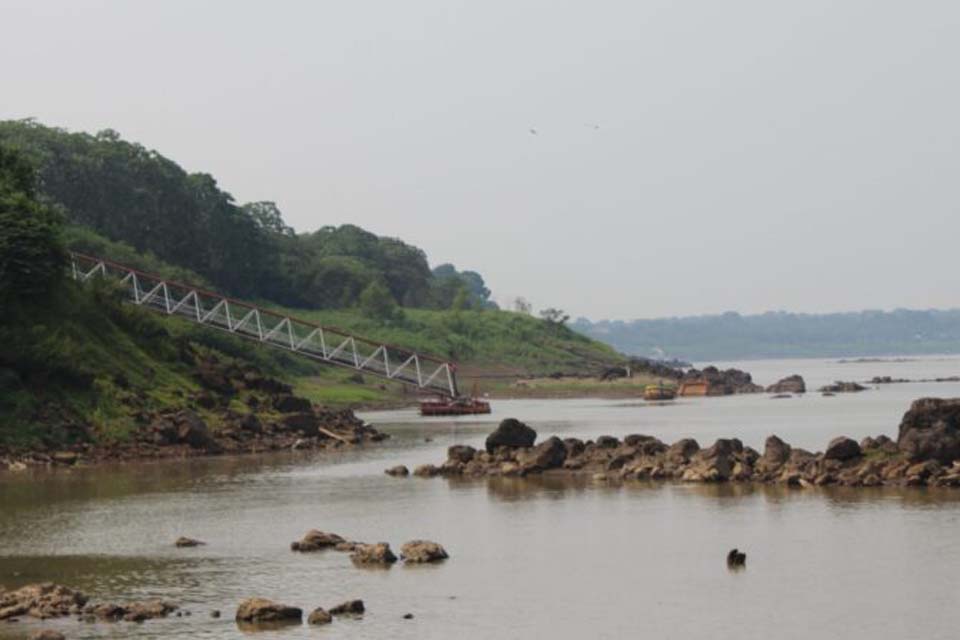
0, 119, 495, 311
573, 310, 960, 361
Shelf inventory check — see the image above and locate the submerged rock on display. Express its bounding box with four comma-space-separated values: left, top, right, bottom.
290, 530, 345, 552
235, 598, 302, 623
819, 381, 867, 393
86, 599, 178, 622
400, 540, 449, 563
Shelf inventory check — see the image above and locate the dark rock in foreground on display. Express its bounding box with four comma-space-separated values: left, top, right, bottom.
727, 548, 746, 567
898, 398, 960, 464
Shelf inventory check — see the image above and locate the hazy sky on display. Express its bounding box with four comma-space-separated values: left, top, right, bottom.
4, 0, 959, 319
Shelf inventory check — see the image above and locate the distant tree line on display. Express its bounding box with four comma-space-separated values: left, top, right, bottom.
0, 120, 496, 314
572, 310, 960, 360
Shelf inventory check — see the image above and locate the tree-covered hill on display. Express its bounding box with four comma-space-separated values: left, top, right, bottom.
573, 310, 960, 361
0, 119, 493, 311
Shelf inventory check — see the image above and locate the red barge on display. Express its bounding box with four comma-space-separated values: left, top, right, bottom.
419, 397, 492, 416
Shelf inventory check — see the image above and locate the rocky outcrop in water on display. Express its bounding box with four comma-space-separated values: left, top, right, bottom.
175, 536, 205, 547
86, 599, 179, 622
819, 381, 867, 393
485, 418, 537, 452
235, 598, 302, 623
681, 366, 764, 395
350, 543, 397, 565
418, 402, 960, 488
767, 375, 806, 394
329, 600, 365, 616
0, 583, 87, 620
400, 540, 449, 563
290, 530, 345, 552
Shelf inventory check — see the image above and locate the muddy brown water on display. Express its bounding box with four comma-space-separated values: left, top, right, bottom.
2, 356, 960, 639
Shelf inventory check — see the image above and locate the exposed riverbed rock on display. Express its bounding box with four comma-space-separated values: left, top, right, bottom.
329, 600, 365, 616
824, 437, 862, 461
307, 607, 333, 625
290, 530, 345, 552
767, 375, 806, 394
416, 405, 960, 488
897, 398, 960, 464
400, 540, 449, 563
87, 599, 179, 622
350, 542, 397, 565
0, 583, 87, 620
682, 366, 764, 395
385, 464, 410, 477
819, 381, 868, 393
30, 631, 65, 640
175, 536, 206, 547
235, 598, 302, 623
485, 418, 537, 453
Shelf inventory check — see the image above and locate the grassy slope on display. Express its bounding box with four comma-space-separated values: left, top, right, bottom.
58, 231, 628, 406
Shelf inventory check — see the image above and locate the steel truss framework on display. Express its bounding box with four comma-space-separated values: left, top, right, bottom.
70, 253, 459, 397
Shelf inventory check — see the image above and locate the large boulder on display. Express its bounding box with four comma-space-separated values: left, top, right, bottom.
666, 438, 700, 462
766, 375, 806, 394
235, 598, 302, 623
763, 435, 792, 465
350, 542, 397, 565
517, 436, 567, 472
823, 436, 862, 461
897, 398, 960, 464
400, 540, 449, 563
485, 418, 537, 453
290, 530, 345, 552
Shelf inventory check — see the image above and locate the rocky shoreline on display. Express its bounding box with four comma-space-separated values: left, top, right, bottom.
408, 398, 960, 489
0, 352, 386, 471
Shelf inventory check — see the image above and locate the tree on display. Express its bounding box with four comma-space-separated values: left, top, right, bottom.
540, 308, 570, 326
242, 201, 295, 236
513, 297, 532, 315
0, 145, 66, 304
358, 280, 400, 323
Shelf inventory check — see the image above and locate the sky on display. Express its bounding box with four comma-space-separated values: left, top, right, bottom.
3, 0, 959, 319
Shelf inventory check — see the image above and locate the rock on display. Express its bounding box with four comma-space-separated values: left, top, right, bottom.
400, 540, 449, 563
447, 445, 477, 463
485, 418, 537, 453
413, 464, 440, 477
52, 451, 78, 465
766, 375, 806, 394
770, 393, 793, 399
823, 436, 862, 461
174, 410, 222, 453
763, 435, 791, 465
727, 548, 746, 567
385, 465, 410, 477
279, 412, 318, 434
350, 542, 398, 564
517, 436, 566, 472
819, 381, 867, 393
563, 438, 586, 457
897, 398, 960, 464
211, 609, 221, 618
86, 599, 178, 621
238, 413, 262, 434
403, 613, 414, 619
174, 536, 206, 548
329, 600, 365, 616
0, 583, 88, 620
595, 435, 620, 449
235, 598, 302, 623
291, 530, 345, 552
307, 607, 333, 625
30, 632, 65, 640
666, 438, 700, 462
273, 395, 313, 413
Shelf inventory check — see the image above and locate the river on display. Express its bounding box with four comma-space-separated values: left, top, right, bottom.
2, 356, 960, 639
